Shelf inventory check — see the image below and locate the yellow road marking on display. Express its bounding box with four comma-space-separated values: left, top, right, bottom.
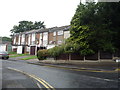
28, 74, 50, 89
43, 65, 117, 73
115, 68, 120, 71
7, 67, 55, 90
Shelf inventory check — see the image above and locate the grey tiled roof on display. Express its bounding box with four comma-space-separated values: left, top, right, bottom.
48, 25, 70, 32
14, 25, 70, 35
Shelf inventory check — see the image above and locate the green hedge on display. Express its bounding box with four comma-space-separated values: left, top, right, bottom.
37, 49, 49, 60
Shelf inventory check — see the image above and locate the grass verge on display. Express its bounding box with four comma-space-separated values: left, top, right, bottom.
21, 55, 37, 60
9, 54, 29, 58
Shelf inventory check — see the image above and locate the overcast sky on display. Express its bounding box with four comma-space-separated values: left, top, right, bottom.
0, 0, 81, 37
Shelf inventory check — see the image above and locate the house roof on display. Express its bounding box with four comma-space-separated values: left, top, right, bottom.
48, 25, 70, 32
13, 25, 70, 35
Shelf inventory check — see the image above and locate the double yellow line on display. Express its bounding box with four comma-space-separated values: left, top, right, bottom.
7, 67, 55, 90
44, 65, 118, 73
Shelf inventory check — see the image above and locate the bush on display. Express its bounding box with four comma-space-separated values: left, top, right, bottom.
48, 46, 64, 59
37, 49, 49, 60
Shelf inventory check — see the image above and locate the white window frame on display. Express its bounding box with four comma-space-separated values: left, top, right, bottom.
57, 30, 63, 35
53, 31, 56, 36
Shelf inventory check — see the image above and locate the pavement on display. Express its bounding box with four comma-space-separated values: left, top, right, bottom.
9, 55, 120, 72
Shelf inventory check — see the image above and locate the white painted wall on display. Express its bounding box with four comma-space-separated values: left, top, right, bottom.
17, 46, 23, 54
13, 36, 16, 44
0, 44, 6, 51
43, 32, 48, 46
32, 33, 35, 45
21, 34, 25, 44
26, 46, 30, 53
18, 35, 21, 45
28, 34, 31, 45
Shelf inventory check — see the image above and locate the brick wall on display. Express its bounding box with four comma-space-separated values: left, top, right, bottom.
36, 33, 40, 45
48, 32, 53, 44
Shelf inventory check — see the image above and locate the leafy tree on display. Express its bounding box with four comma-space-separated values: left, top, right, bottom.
10, 20, 46, 34
69, 2, 120, 55
2, 37, 12, 42
33, 21, 45, 29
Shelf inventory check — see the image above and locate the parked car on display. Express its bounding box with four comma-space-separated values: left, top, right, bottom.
113, 57, 120, 62
0, 51, 9, 59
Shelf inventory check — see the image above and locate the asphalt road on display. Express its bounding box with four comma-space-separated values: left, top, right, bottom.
1, 59, 120, 89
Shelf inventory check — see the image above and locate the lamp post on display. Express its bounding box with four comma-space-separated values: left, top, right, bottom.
69, 47, 73, 60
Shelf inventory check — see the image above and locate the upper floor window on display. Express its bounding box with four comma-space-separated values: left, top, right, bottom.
53, 31, 56, 36
32, 33, 35, 41
57, 30, 63, 35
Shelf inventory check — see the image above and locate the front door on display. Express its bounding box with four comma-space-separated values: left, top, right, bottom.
30, 46, 36, 55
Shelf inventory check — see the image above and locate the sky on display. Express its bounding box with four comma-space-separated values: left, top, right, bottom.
0, 0, 80, 37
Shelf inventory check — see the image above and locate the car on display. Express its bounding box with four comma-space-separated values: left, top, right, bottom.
113, 57, 120, 63
115, 59, 120, 62
0, 51, 9, 59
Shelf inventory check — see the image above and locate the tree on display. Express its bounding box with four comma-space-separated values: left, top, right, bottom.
2, 37, 12, 42
33, 21, 45, 29
69, 2, 120, 55
10, 20, 46, 34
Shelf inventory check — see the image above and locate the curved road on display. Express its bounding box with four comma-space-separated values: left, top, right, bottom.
1, 59, 119, 89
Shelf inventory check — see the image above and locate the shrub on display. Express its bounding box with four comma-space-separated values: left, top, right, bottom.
48, 46, 64, 59
37, 49, 49, 60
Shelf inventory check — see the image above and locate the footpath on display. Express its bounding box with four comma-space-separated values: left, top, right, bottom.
9, 55, 120, 72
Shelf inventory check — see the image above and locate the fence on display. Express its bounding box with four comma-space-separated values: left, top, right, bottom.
55, 51, 120, 61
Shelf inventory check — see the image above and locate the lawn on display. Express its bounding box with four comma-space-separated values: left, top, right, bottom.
9, 52, 37, 60
21, 55, 37, 60
9, 53, 30, 58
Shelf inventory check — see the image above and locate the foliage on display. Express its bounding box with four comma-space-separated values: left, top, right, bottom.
37, 49, 49, 60
69, 2, 120, 55
10, 20, 45, 34
48, 46, 64, 58
2, 37, 12, 42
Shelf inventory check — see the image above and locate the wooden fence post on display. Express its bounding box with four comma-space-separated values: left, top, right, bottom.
98, 50, 100, 62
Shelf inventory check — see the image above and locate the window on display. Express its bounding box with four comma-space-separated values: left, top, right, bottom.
57, 30, 63, 35
53, 31, 56, 36
64, 31, 70, 39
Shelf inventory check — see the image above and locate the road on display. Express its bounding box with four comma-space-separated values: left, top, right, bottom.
1, 59, 120, 89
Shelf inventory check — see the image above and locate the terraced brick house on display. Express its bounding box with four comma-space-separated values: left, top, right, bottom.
12, 25, 70, 55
